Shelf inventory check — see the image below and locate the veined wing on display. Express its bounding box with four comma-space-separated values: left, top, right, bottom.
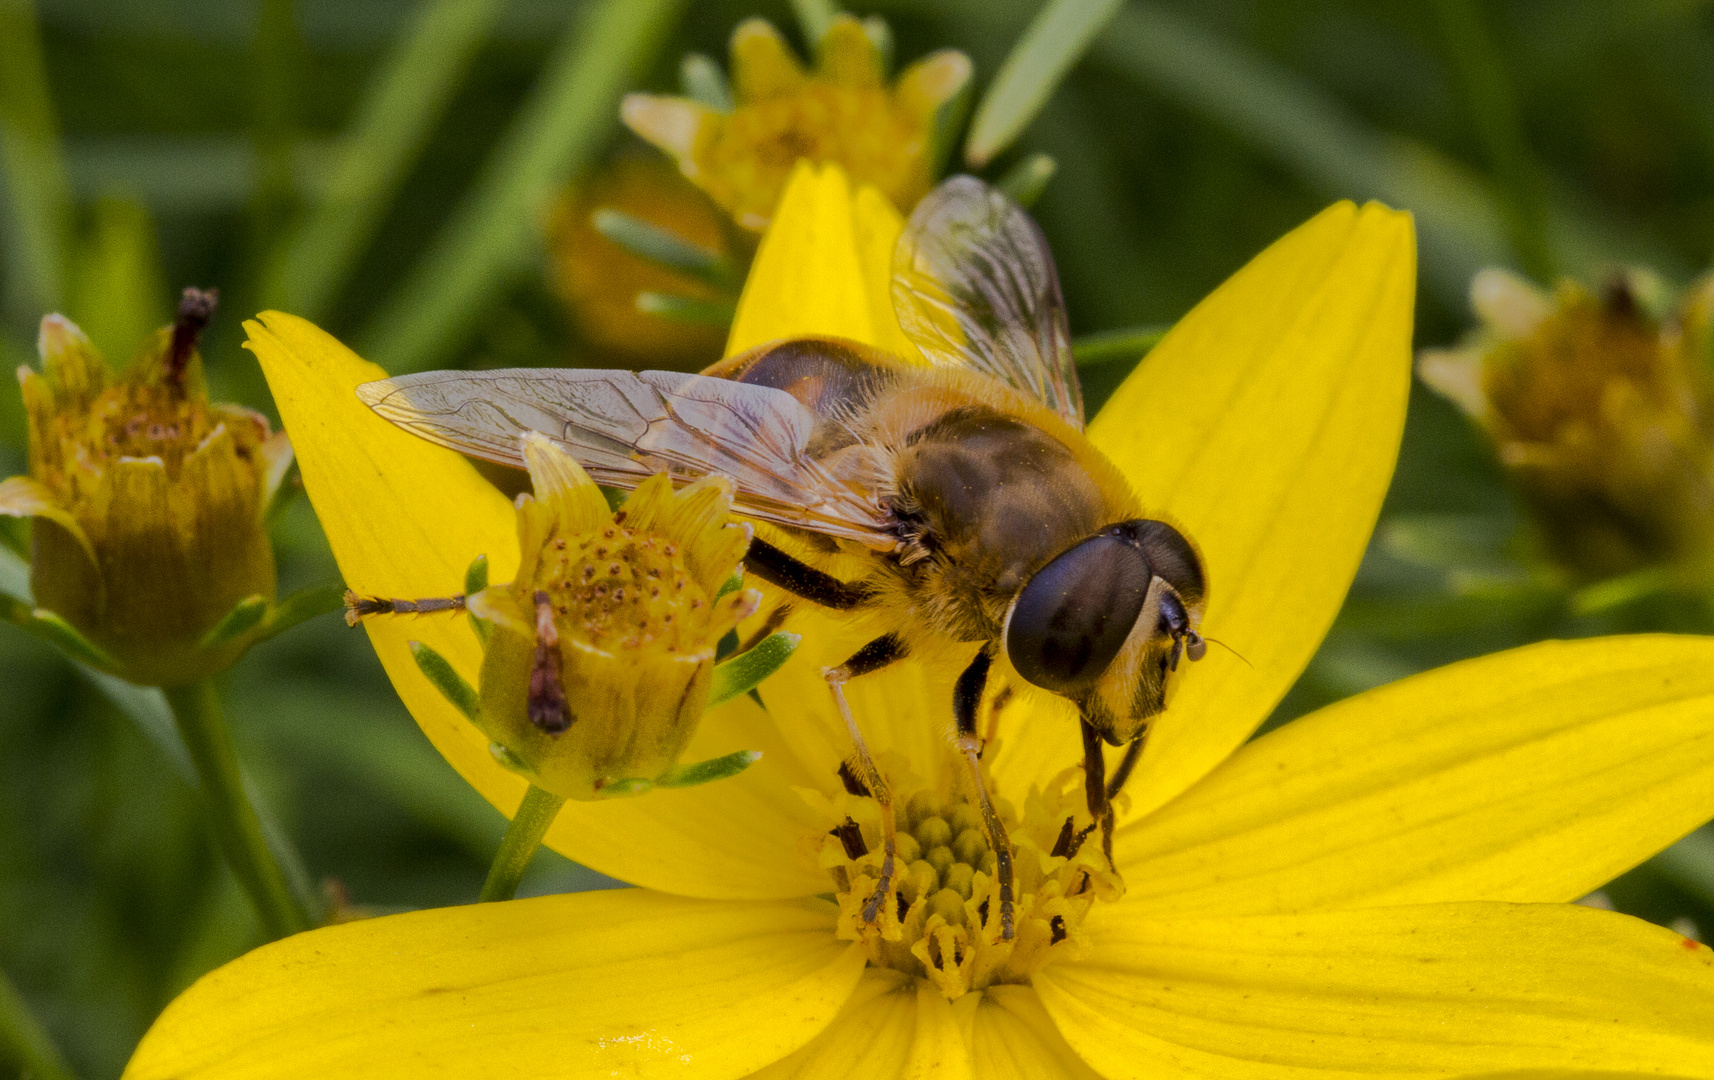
356, 368, 896, 548
892, 175, 1084, 427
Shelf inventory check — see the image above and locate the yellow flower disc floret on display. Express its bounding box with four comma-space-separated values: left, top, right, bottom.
471, 434, 759, 800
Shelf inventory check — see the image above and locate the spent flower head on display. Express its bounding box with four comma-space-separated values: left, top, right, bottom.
127, 166, 1714, 1079
0, 291, 291, 685
623, 14, 970, 231
1420, 267, 1714, 583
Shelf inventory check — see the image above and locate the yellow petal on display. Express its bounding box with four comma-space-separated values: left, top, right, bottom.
730, 18, 807, 102
1115, 634, 1714, 916
244, 312, 527, 826
895, 50, 973, 130
0, 474, 96, 565
728, 162, 904, 357
124, 890, 865, 1080
972, 986, 1103, 1080
621, 93, 721, 171
815, 15, 883, 89
747, 969, 972, 1079
1035, 902, 1714, 1079
1089, 201, 1416, 820
520, 430, 608, 534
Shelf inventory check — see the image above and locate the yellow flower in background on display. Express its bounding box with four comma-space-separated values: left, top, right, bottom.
624, 15, 970, 231
125, 166, 1714, 1078
546, 150, 734, 369
1421, 267, 1714, 583
0, 292, 292, 686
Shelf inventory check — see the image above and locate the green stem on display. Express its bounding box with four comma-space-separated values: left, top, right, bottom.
0, 967, 75, 1080
165, 679, 313, 938
479, 784, 565, 903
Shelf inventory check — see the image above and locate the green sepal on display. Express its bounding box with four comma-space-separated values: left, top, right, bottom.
592, 777, 653, 799
489, 741, 530, 775
996, 152, 1057, 208
715, 566, 743, 599
408, 639, 480, 723
599, 485, 627, 512
635, 292, 737, 326
21, 606, 121, 672
926, 60, 974, 180
593, 209, 735, 288
199, 593, 269, 649
656, 748, 761, 789
258, 583, 346, 641
464, 554, 492, 646
1072, 324, 1171, 367
861, 15, 894, 75
709, 631, 800, 707
790, 0, 838, 46
679, 52, 732, 111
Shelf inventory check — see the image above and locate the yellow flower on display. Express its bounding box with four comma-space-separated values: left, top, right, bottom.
1420, 267, 1714, 583
623, 15, 970, 231
545, 150, 733, 368
0, 294, 291, 685
127, 166, 1714, 1078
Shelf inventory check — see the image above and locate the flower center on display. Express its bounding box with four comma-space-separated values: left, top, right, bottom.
533, 524, 713, 656
810, 748, 1123, 1001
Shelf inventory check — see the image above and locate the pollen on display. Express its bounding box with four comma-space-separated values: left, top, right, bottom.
807, 737, 1123, 1001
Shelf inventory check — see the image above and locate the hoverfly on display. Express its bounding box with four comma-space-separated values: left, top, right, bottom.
358, 176, 1207, 939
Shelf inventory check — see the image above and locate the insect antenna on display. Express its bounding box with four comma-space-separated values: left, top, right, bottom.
343, 591, 467, 627
1201, 635, 1252, 668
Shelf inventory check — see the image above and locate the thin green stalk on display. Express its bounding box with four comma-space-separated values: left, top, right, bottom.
479, 784, 566, 902
964, 0, 1124, 167
359, 0, 686, 374
165, 679, 313, 939
269, 0, 506, 319
1432, 0, 1555, 282
0, 0, 72, 319
0, 968, 75, 1080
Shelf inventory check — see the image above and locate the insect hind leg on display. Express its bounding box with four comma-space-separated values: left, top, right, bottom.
824, 633, 907, 929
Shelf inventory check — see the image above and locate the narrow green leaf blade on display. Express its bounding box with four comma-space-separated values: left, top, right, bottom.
995, 152, 1057, 207
409, 639, 481, 722
464, 554, 492, 647
591, 208, 728, 281
679, 52, 732, 112
964, 0, 1124, 167
200, 594, 270, 649
269, 0, 507, 320
0, 0, 72, 316
258, 583, 347, 641
709, 631, 799, 707
360, 0, 687, 374
635, 291, 736, 325
25, 608, 118, 671
1072, 324, 1171, 367
656, 749, 761, 789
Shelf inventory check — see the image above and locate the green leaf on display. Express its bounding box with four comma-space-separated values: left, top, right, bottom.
715, 567, 743, 599
591, 208, 733, 286
24, 608, 118, 672
1071, 324, 1170, 367
1651, 828, 1714, 909
964, 0, 1124, 167
0, 967, 76, 1080
995, 152, 1057, 208
200, 594, 270, 649
360, 0, 687, 374
0, 0, 71, 319
268, 0, 507, 320
709, 631, 799, 707
408, 639, 481, 723
635, 291, 737, 325
656, 748, 761, 789
679, 52, 732, 112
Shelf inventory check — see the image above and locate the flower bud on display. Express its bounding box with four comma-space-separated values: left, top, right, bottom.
0, 294, 290, 685
468, 434, 759, 799
1420, 268, 1714, 582
623, 14, 971, 231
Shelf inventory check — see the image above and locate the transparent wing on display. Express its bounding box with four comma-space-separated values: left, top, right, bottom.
356, 368, 896, 547
892, 175, 1084, 427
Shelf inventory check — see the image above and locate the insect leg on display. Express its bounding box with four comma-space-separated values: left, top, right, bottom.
343, 591, 466, 626
745, 538, 872, 610
1105, 735, 1145, 803
1079, 713, 1115, 869
824, 633, 907, 928
953, 644, 1015, 941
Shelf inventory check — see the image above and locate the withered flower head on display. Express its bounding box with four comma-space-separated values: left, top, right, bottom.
622, 14, 970, 231
1420, 267, 1714, 582
466, 434, 759, 800
0, 291, 290, 685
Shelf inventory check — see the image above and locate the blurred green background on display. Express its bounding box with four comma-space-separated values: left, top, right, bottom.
6, 1, 1714, 1075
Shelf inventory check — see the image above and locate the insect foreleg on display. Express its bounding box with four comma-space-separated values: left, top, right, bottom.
1105, 736, 1145, 804
1079, 713, 1115, 870
824, 633, 907, 929
953, 644, 1015, 941
745, 538, 872, 610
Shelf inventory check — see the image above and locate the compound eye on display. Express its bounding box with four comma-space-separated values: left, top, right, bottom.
1005, 535, 1153, 693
